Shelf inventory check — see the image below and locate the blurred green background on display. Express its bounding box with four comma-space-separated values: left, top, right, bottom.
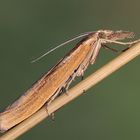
0, 0, 140, 140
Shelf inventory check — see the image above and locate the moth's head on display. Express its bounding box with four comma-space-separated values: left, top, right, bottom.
97, 30, 134, 41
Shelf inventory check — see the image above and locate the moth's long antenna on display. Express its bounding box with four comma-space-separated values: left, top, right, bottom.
31, 31, 95, 63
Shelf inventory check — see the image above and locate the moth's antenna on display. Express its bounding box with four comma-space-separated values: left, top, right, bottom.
31, 31, 95, 63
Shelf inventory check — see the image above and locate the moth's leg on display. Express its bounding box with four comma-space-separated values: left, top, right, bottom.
102, 39, 140, 53
63, 72, 77, 94
45, 87, 62, 119
45, 106, 54, 120
45, 104, 53, 119
61, 87, 68, 94
101, 39, 140, 46
81, 72, 84, 80
90, 40, 102, 64
64, 80, 71, 95
102, 44, 119, 52
121, 47, 130, 52
45, 104, 54, 116
47, 88, 62, 105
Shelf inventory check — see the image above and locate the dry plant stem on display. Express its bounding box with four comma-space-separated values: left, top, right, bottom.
1, 42, 140, 140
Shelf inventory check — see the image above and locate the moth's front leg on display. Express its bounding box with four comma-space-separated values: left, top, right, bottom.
101, 39, 140, 46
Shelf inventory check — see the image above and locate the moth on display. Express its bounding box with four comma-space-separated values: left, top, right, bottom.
0, 30, 137, 132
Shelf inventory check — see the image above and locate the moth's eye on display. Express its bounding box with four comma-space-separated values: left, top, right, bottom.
98, 32, 106, 39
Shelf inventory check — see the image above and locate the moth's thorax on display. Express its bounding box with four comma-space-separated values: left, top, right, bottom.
82, 30, 112, 45
85, 30, 113, 43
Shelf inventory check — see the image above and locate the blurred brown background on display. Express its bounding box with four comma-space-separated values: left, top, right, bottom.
0, 0, 140, 139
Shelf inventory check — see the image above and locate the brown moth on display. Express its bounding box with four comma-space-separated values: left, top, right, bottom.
0, 30, 137, 132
